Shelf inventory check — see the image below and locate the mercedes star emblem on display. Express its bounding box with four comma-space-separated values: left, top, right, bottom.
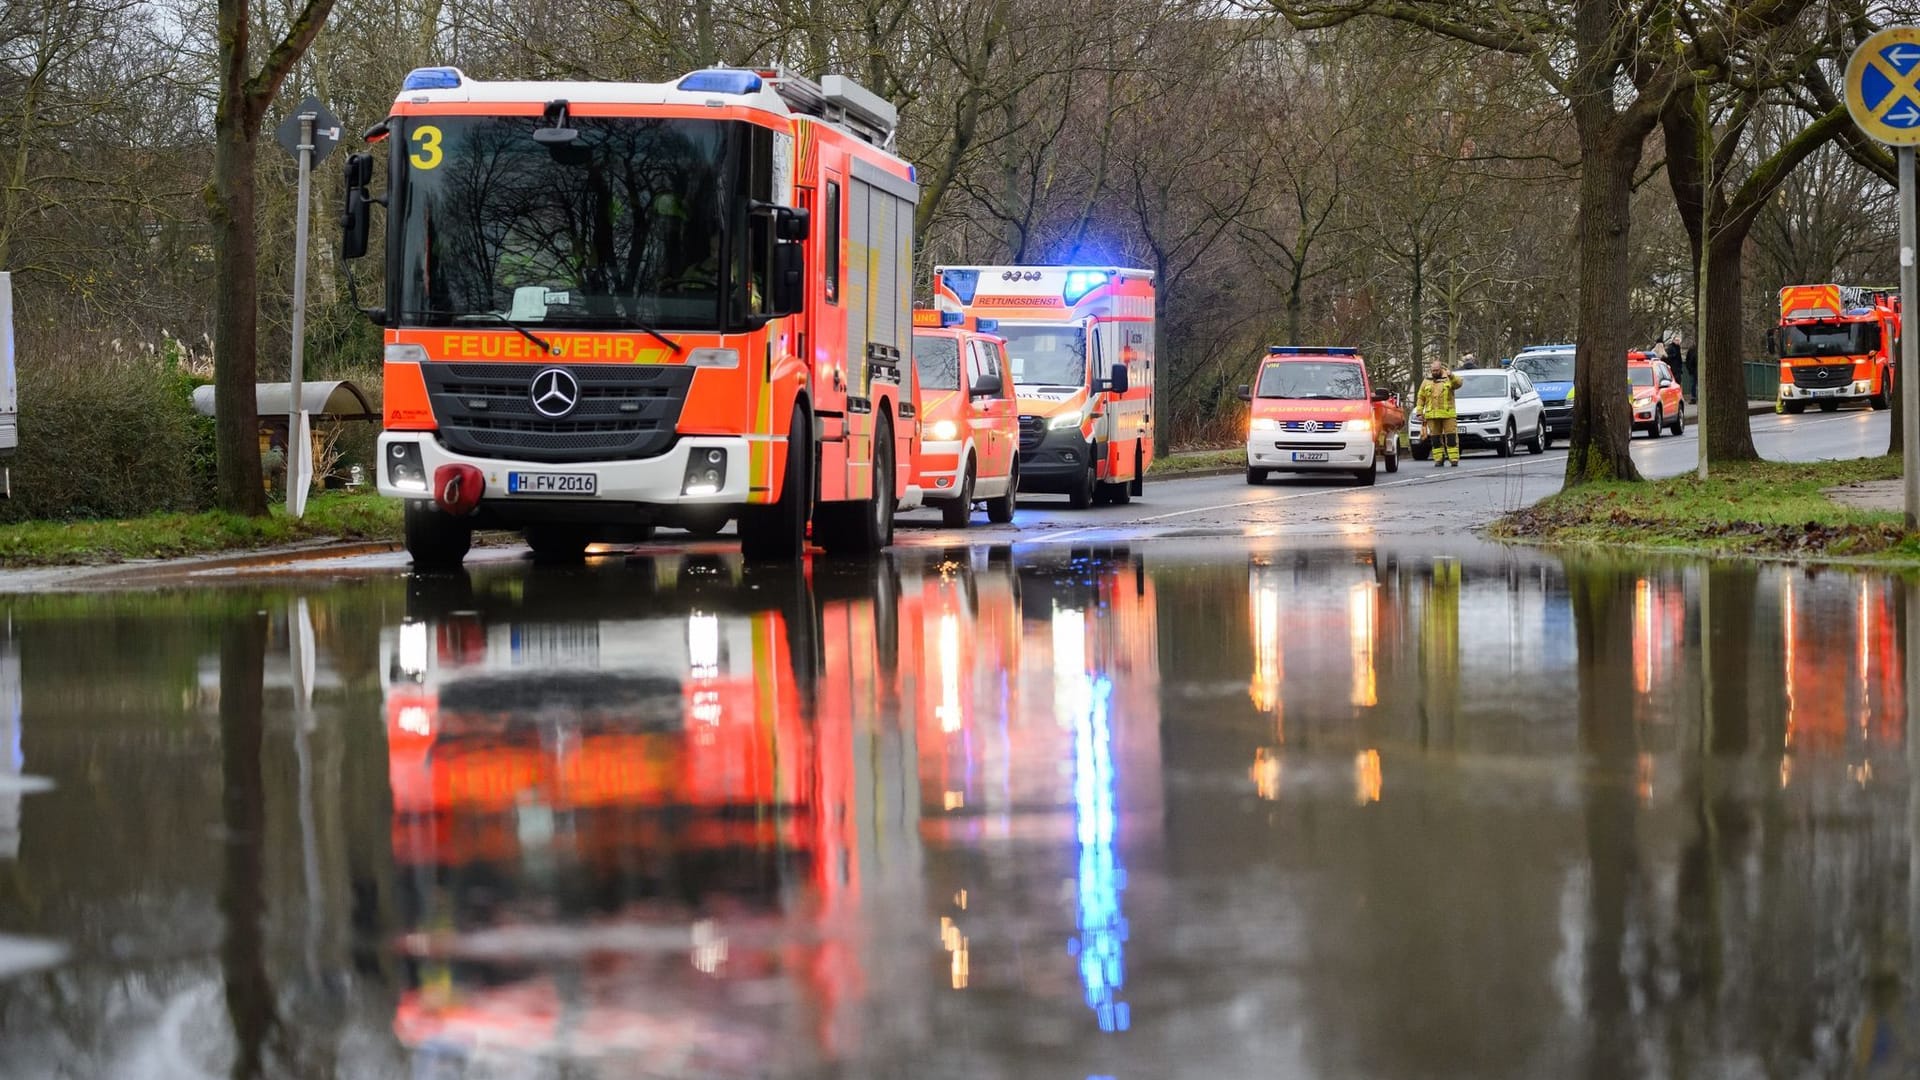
529, 368, 580, 418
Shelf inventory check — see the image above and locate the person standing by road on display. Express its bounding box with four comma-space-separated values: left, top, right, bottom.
1417, 362, 1464, 467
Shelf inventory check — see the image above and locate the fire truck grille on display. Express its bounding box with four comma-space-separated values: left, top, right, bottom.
1018, 415, 1046, 451
1789, 363, 1854, 386
421, 362, 695, 463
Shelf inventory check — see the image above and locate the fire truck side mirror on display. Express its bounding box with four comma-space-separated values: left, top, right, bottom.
777, 207, 810, 242
341, 153, 374, 260
1236, 384, 1252, 402
771, 242, 805, 316
1764, 328, 1778, 355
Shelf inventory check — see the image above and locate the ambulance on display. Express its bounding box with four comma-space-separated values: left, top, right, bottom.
343, 66, 919, 566
932, 266, 1155, 508
905, 309, 1020, 527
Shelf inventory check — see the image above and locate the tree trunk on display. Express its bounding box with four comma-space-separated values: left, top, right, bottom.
209, 117, 268, 516
1565, 127, 1643, 483
1407, 241, 1424, 376
1286, 269, 1304, 346
1703, 230, 1758, 462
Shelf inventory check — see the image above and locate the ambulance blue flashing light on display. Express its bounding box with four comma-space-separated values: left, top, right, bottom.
679, 69, 763, 95
940, 268, 980, 304
1268, 346, 1359, 356
941, 311, 963, 327
975, 318, 999, 333
1063, 269, 1111, 304
402, 67, 464, 91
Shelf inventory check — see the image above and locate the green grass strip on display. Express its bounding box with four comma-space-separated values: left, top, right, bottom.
1491, 456, 1919, 562
0, 491, 403, 567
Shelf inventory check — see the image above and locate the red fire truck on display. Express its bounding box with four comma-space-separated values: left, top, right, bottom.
1769, 283, 1901, 414
342, 67, 919, 566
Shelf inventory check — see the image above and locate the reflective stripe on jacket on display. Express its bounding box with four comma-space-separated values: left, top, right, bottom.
1416, 374, 1464, 419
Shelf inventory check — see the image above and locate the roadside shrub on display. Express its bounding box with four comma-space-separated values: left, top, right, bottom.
0, 328, 206, 522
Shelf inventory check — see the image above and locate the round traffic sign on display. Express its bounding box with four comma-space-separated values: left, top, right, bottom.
1847, 26, 1920, 146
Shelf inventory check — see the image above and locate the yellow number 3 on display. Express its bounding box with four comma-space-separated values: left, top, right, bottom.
409, 125, 443, 170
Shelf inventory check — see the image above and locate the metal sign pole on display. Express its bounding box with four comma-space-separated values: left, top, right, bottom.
288, 113, 315, 519
1904, 147, 1919, 531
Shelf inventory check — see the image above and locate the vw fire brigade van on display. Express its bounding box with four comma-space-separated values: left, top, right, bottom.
905, 309, 1020, 527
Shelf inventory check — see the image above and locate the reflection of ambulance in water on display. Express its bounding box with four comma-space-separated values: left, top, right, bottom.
378, 559, 908, 1072
933, 265, 1156, 508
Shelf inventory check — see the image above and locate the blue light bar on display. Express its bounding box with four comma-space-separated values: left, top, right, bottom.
401, 67, 463, 91
975, 318, 999, 333
678, 69, 763, 95
1063, 269, 1111, 304
1268, 346, 1359, 355
942, 311, 962, 327
939, 268, 980, 305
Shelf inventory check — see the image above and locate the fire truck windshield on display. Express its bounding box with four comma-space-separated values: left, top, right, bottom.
394, 116, 739, 332
1780, 321, 1879, 358
912, 334, 962, 391
1002, 326, 1088, 387
1256, 361, 1366, 400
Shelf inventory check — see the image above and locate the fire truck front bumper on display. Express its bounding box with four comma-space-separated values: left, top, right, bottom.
377, 433, 755, 523
1779, 381, 1874, 403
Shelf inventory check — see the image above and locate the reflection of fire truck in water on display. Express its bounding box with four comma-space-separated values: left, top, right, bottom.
348, 66, 919, 567
1770, 284, 1900, 414
380, 559, 917, 1070
1780, 574, 1905, 757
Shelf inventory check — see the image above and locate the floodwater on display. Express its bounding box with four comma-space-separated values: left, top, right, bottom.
0, 542, 1917, 1078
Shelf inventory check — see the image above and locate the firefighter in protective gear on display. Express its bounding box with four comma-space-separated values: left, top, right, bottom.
1417, 362, 1464, 466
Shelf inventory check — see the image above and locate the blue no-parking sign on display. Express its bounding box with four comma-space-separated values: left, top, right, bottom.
1847, 27, 1920, 145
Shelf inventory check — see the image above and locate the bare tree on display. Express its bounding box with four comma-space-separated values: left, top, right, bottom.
207, 0, 338, 514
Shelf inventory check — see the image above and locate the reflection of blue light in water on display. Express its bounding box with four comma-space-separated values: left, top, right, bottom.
1068, 674, 1129, 1033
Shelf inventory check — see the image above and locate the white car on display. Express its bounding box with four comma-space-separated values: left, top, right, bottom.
1410, 369, 1548, 459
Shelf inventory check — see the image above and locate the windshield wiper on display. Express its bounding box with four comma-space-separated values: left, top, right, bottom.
403, 309, 556, 356
608, 313, 682, 356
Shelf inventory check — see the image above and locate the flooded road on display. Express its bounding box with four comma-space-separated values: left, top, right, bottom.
1, 542, 1917, 1078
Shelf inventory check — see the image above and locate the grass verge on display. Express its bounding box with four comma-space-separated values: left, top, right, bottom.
0, 491, 403, 567
1153, 447, 1243, 476
1490, 456, 1920, 562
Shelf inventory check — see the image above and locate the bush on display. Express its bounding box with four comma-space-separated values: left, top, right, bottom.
0, 329, 208, 522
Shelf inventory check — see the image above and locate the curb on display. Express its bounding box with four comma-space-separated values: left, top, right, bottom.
0, 537, 406, 592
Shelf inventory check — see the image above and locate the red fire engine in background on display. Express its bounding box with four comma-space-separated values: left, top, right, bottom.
1769, 283, 1900, 414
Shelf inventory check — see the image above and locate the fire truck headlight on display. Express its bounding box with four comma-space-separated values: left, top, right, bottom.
1250, 418, 1280, 432
930, 419, 960, 441
387, 441, 427, 492
1855, 381, 1870, 394
682, 448, 728, 496
1047, 412, 1082, 430
685, 348, 738, 369
385, 343, 429, 365
1345, 418, 1373, 434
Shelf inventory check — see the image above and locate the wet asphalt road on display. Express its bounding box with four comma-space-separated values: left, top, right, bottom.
888, 407, 1894, 547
